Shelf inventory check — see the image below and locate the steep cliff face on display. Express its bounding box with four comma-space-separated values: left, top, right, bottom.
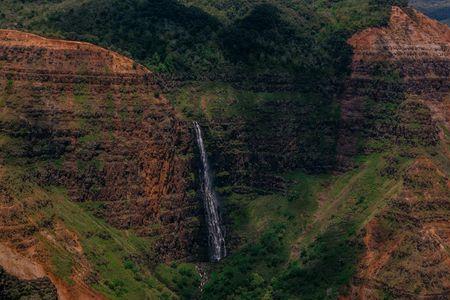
338, 6, 449, 165
350, 158, 450, 299
169, 85, 339, 195
0, 30, 201, 298
340, 7, 450, 299
349, 6, 449, 96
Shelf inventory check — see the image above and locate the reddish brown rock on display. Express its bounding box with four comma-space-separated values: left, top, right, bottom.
348, 158, 450, 299
337, 7, 450, 167
349, 6, 450, 96
0, 29, 202, 264
340, 7, 450, 299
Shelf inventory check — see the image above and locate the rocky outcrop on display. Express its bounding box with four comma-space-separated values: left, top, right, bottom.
340, 6, 450, 299
338, 6, 449, 166
0, 29, 203, 297
349, 6, 450, 97
349, 157, 450, 299
0, 30, 149, 75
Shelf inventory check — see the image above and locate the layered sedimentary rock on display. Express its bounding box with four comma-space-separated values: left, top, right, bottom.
0, 30, 201, 297
202, 95, 338, 192
338, 6, 450, 165
341, 7, 450, 299
350, 157, 450, 299
349, 6, 450, 96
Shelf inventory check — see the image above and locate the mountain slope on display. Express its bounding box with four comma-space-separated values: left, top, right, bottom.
201, 6, 450, 299
0, 29, 202, 299
0, 2, 449, 300
0, 0, 404, 87
341, 7, 450, 298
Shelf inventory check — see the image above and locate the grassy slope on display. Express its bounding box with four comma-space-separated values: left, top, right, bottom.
0, 1, 424, 299
42, 189, 170, 299
4, 169, 201, 299
2, 166, 193, 299
0, 79, 200, 299
201, 151, 410, 299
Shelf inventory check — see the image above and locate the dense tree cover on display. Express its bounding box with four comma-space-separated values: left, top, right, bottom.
0, 0, 406, 91
40, 0, 330, 82
42, 0, 222, 74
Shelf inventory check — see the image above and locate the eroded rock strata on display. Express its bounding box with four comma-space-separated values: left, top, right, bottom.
350, 157, 450, 299
340, 7, 450, 299
0, 30, 201, 297
338, 6, 450, 165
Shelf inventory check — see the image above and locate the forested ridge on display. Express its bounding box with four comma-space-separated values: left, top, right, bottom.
0, 0, 408, 90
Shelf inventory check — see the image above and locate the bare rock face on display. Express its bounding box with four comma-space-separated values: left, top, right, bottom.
338, 7, 450, 166
349, 6, 450, 96
349, 158, 450, 299
340, 7, 450, 299
0, 29, 201, 278
0, 30, 149, 75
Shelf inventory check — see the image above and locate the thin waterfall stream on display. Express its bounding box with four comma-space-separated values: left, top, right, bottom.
193, 121, 226, 262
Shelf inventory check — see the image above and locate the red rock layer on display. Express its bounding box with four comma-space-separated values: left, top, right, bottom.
349, 158, 450, 299
0, 29, 202, 263
0, 30, 149, 75
349, 6, 450, 96
337, 7, 450, 166
340, 7, 450, 299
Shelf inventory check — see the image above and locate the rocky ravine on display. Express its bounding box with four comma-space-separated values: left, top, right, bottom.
339, 7, 450, 299
0, 30, 202, 298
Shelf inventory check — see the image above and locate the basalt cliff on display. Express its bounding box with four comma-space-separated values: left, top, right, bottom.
340, 7, 450, 299
0, 30, 202, 299
338, 6, 449, 164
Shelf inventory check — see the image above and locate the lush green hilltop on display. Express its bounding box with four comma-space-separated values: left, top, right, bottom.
0, 0, 405, 83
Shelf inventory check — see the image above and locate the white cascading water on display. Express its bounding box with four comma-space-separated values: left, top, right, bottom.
193, 121, 226, 262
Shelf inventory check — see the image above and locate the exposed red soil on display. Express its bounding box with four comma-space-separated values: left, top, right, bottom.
0, 29, 203, 298
0, 29, 149, 75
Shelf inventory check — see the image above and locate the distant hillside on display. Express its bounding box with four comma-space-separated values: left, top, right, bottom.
0, 0, 407, 88
410, 0, 450, 25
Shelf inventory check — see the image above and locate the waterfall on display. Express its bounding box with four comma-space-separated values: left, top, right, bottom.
193, 121, 226, 262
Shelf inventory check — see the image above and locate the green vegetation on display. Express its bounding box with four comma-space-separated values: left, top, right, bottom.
0, 165, 200, 299
168, 83, 340, 189
40, 189, 172, 299
0, 0, 406, 88
1, 1, 442, 299
203, 153, 409, 299
155, 263, 201, 299
0, 82, 200, 299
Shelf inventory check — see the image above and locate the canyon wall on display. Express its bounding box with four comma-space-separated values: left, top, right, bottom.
340, 7, 450, 298
174, 87, 340, 196
338, 6, 449, 166
0, 30, 202, 297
